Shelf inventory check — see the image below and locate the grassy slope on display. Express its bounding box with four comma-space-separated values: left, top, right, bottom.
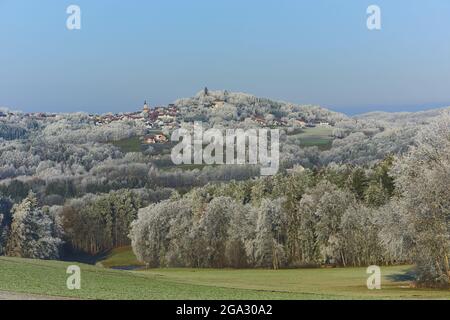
0, 257, 334, 300
1, 256, 450, 300
96, 246, 145, 268
288, 127, 333, 150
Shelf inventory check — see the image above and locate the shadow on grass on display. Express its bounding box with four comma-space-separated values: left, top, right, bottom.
60, 246, 108, 265
386, 269, 416, 282
110, 265, 144, 271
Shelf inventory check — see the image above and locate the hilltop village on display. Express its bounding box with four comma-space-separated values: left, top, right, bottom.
1, 89, 336, 146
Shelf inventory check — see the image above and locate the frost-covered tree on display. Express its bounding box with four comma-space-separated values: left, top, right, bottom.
196, 197, 233, 267
225, 202, 252, 268
315, 182, 355, 265
340, 203, 383, 266
390, 113, 450, 287
6, 191, 62, 259
130, 199, 191, 267
295, 188, 323, 265
275, 170, 315, 265
250, 198, 286, 269
374, 199, 412, 265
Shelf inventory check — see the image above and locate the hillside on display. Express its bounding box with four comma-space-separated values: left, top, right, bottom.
173, 89, 347, 126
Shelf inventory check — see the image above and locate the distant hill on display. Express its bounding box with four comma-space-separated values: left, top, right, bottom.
173, 89, 348, 126
354, 106, 450, 125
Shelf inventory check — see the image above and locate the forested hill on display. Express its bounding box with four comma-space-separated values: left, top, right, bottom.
173, 89, 348, 126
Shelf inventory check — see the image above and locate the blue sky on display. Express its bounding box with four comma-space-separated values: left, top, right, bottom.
1, 0, 450, 114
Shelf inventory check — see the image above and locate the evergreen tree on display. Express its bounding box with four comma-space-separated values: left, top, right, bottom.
0, 196, 12, 255
6, 191, 62, 259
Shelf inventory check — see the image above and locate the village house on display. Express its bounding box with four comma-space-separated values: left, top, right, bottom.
318, 121, 331, 127
295, 119, 307, 127
143, 134, 168, 144
158, 114, 176, 123
252, 116, 267, 126
273, 118, 288, 127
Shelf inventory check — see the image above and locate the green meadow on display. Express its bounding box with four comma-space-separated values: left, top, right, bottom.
287, 126, 334, 150
1, 256, 449, 300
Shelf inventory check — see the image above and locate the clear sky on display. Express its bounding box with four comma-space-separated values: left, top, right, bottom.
1, 0, 450, 114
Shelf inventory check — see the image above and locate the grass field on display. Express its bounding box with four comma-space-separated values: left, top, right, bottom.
110, 131, 166, 153
111, 127, 334, 155
110, 136, 142, 153
288, 127, 334, 150
1, 256, 450, 300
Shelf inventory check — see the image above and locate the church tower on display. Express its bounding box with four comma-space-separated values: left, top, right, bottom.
143, 100, 150, 112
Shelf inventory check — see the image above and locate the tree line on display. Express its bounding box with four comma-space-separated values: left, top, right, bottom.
130, 159, 395, 269
130, 114, 450, 288
0, 188, 174, 258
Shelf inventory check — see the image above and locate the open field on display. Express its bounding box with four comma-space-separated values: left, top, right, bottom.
111, 127, 334, 155
110, 131, 165, 153
1, 256, 449, 300
0, 257, 332, 300
110, 136, 142, 153
287, 126, 334, 150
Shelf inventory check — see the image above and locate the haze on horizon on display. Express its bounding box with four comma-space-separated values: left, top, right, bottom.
1, 0, 450, 115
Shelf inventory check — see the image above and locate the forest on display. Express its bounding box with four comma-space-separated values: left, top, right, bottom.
0, 90, 449, 288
